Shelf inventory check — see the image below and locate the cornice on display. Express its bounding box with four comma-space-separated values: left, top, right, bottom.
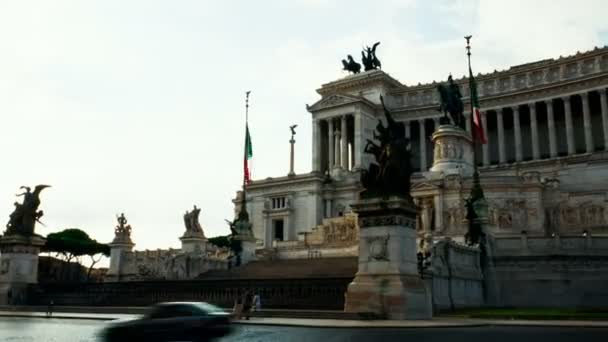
307, 93, 376, 113
315, 69, 404, 97
392, 45, 608, 94
246, 172, 323, 191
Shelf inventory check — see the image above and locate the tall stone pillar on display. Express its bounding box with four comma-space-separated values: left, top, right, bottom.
341, 115, 349, 170
334, 130, 341, 169
600, 90, 608, 151
497, 109, 506, 163
432, 118, 440, 165
529, 103, 540, 160
481, 111, 489, 165
344, 197, 432, 319
546, 100, 557, 158
581, 92, 594, 153
289, 135, 296, 177
312, 119, 322, 172
354, 111, 362, 169
405, 121, 411, 140
328, 119, 334, 169
419, 119, 427, 171
513, 106, 523, 162
563, 96, 575, 155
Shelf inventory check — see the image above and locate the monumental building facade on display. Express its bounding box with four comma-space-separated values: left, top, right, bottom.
239, 46, 608, 252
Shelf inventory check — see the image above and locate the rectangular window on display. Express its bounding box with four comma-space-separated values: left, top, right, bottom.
273, 219, 284, 241
271, 197, 287, 209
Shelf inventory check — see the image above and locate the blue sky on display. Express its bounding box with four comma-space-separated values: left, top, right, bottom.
1, 0, 607, 262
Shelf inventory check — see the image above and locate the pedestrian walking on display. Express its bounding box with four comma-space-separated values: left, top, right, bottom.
243, 291, 253, 320
232, 293, 243, 319
252, 292, 261, 312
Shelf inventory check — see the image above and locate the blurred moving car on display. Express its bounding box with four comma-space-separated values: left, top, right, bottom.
100, 302, 233, 342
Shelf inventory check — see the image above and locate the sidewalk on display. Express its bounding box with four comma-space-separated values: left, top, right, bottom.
1, 310, 608, 328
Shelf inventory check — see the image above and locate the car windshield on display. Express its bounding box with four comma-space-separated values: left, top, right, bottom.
195, 303, 225, 314
146, 303, 223, 318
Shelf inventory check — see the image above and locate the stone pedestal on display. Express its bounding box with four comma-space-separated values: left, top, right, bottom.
180, 233, 207, 254
344, 197, 432, 319
429, 125, 474, 177
0, 234, 46, 305
106, 240, 134, 282
234, 234, 257, 266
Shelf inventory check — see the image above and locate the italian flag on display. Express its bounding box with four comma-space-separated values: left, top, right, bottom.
469, 67, 487, 144
244, 124, 253, 184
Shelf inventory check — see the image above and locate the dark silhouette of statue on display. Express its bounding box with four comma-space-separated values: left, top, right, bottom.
342, 55, 361, 74
5, 185, 51, 236
361, 96, 412, 199
464, 198, 484, 245
437, 75, 466, 129
361, 42, 381, 71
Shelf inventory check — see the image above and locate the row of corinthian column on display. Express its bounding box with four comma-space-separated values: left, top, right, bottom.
404, 89, 608, 170
315, 115, 352, 172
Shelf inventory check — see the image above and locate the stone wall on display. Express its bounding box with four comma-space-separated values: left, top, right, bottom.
427, 238, 484, 311
491, 234, 608, 307
27, 277, 352, 310
114, 245, 230, 281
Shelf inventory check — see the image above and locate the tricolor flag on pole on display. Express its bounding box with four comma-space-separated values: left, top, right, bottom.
244, 123, 253, 185
469, 67, 487, 144
243, 91, 253, 185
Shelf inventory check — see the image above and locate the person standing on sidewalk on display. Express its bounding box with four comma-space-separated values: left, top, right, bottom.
46, 299, 54, 318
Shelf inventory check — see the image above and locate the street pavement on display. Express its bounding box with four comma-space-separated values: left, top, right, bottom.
1, 316, 608, 342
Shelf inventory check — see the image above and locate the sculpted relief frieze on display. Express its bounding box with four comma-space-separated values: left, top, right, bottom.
550, 201, 608, 232
487, 199, 538, 231
443, 203, 466, 235
366, 234, 390, 261
433, 139, 464, 162
305, 214, 359, 247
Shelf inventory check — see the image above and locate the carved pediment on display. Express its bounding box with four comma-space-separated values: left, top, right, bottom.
307, 94, 364, 112
411, 181, 439, 193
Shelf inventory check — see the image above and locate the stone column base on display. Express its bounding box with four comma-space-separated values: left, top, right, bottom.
344, 196, 432, 320
234, 235, 257, 266
345, 273, 431, 319
0, 234, 46, 305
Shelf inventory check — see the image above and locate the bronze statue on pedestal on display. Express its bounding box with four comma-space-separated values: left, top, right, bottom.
4, 185, 51, 236
361, 96, 412, 199
437, 75, 466, 129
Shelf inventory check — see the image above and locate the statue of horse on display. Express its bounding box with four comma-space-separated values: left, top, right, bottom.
341, 55, 361, 74
437, 76, 466, 129
360, 95, 412, 199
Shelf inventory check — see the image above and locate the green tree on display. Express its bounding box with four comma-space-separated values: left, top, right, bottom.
43, 228, 110, 281
208, 235, 231, 249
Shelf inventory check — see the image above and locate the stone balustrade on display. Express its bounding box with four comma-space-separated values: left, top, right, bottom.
493, 233, 608, 257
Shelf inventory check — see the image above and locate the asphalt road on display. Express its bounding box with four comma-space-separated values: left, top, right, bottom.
1, 317, 607, 342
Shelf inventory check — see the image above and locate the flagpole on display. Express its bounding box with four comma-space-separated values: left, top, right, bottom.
465, 35, 477, 176
465, 36, 483, 197
244, 91, 251, 188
